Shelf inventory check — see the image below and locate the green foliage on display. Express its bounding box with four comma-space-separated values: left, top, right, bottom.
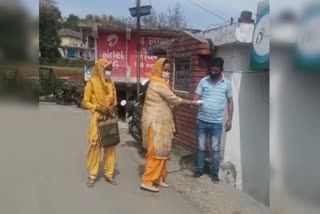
62, 14, 81, 31
80, 3, 187, 30
39, 1, 62, 63
40, 58, 95, 68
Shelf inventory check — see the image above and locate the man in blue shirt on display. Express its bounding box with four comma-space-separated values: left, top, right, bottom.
193, 57, 234, 184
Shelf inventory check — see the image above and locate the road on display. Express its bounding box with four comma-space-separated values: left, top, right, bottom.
0, 103, 200, 214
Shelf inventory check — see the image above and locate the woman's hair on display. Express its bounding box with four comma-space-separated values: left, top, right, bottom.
163, 59, 172, 68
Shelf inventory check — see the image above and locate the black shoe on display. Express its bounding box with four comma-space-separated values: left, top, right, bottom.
193, 171, 204, 178
211, 175, 220, 184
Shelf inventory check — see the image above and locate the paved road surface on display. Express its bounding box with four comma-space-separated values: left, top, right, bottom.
0, 103, 200, 214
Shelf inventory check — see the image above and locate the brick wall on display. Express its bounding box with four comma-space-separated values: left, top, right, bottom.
167, 33, 211, 151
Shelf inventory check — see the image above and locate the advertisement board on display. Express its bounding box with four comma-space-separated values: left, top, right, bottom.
97, 31, 168, 82
249, 0, 270, 70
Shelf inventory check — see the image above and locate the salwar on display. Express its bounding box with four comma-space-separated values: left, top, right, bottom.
142, 125, 168, 186
87, 144, 116, 180
142, 157, 167, 186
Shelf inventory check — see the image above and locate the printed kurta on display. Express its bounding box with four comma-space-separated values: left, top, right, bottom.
141, 58, 182, 159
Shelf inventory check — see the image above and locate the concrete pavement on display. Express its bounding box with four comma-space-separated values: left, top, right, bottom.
0, 103, 200, 214
0, 102, 269, 214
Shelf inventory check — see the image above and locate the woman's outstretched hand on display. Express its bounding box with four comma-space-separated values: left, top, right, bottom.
195, 100, 204, 105
191, 100, 204, 106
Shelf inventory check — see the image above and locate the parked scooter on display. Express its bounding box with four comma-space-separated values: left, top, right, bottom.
120, 79, 150, 143
53, 82, 83, 107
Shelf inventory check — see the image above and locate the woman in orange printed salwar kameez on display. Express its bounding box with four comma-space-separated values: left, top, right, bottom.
140, 58, 201, 192
82, 58, 118, 188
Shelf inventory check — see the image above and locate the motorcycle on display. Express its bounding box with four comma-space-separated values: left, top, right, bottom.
121, 79, 150, 143
53, 82, 83, 107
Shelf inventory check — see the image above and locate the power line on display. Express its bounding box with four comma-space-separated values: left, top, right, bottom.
186, 0, 228, 22
203, 14, 244, 31
148, 0, 156, 15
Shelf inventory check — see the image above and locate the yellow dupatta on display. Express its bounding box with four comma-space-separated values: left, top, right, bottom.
89, 58, 115, 108
86, 58, 117, 145
150, 58, 169, 87
141, 58, 178, 157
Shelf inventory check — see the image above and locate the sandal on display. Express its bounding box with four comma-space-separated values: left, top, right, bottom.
86, 178, 95, 188
104, 176, 118, 185
157, 181, 169, 188
140, 183, 159, 192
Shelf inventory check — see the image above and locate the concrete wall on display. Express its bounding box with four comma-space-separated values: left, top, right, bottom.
270, 45, 320, 210
217, 44, 269, 205
60, 36, 83, 47
197, 23, 254, 46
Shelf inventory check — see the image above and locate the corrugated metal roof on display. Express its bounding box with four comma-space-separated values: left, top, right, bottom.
148, 39, 175, 55
58, 28, 82, 40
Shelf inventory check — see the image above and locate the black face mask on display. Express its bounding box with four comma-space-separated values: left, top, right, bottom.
209, 73, 219, 79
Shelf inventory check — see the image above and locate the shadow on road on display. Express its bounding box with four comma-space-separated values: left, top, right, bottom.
123, 140, 147, 159
138, 165, 145, 177
122, 140, 146, 178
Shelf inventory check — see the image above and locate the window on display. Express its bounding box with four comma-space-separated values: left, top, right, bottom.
174, 57, 191, 92
88, 36, 95, 49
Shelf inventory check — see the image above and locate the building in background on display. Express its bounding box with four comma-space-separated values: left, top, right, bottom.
79, 23, 179, 101
58, 28, 95, 60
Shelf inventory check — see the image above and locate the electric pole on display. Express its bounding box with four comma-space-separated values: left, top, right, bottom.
136, 0, 141, 101
129, 1, 151, 100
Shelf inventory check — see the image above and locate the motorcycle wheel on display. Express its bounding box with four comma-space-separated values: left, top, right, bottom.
129, 121, 141, 143
54, 94, 64, 105
72, 97, 81, 107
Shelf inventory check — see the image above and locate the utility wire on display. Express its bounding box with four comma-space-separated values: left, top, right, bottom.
148, 0, 156, 15
186, 0, 228, 22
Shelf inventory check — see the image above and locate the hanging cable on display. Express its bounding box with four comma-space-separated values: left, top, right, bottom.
186, 0, 228, 22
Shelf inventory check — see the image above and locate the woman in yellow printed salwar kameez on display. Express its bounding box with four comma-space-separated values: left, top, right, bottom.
140, 58, 202, 192
82, 58, 118, 187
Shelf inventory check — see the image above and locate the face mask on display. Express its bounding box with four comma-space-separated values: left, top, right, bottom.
104, 70, 112, 79
209, 72, 218, 79
161, 71, 170, 80
209, 70, 221, 79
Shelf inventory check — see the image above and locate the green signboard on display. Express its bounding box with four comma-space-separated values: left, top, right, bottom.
249, 0, 270, 71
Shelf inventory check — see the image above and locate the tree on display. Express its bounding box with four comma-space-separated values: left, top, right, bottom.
80, 3, 187, 30
167, 3, 187, 29
82, 14, 128, 28
85, 14, 94, 21
39, 0, 61, 63
40, 0, 61, 18
62, 14, 80, 31
141, 3, 187, 30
